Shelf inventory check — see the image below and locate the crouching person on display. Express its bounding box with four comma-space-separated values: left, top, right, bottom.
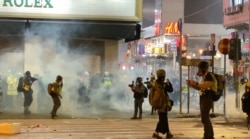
49, 75, 63, 119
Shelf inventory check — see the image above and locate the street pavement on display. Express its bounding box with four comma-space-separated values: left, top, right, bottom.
0, 109, 249, 139
0, 91, 248, 139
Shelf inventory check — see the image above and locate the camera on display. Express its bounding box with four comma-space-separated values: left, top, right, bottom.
144, 78, 150, 85
128, 81, 134, 87
164, 79, 171, 85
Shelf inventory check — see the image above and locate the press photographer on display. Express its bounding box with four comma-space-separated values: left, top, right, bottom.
144, 78, 150, 85
128, 81, 134, 87
144, 73, 156, 89
144, 74, 156, 115
129, 77, 146, 119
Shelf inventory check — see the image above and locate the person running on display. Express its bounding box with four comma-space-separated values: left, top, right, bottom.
49, 75, 63, 119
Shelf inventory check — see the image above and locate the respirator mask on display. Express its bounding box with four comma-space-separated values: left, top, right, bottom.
197, 68, 205, 76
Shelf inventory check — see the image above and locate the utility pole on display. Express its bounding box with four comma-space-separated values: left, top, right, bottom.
178, 18, 183, 114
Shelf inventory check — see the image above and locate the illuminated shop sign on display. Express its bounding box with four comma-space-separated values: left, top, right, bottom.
164, 22, 180, 34
2, 0, 53, 8
152, 47, 165, 55
0, 0, 142, 21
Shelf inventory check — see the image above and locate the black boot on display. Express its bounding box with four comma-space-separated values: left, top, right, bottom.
166, 132, 173, 139
130, 115, 137, 119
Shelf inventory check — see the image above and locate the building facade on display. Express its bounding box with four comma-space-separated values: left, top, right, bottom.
0, 0, 143, 77
119, 0, 234, 77
223, 0, 250, 78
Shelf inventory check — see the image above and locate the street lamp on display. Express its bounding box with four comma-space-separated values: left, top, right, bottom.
199, 49, 203, 54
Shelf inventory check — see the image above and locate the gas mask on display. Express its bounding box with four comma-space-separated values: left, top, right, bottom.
197, 61, 209, 77
136, 77, 142, 85
136, 80, 142, 85
196, 68, 205, 76
158, 76, 165, 82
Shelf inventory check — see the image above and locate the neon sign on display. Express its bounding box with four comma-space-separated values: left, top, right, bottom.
164, 22, 180, 34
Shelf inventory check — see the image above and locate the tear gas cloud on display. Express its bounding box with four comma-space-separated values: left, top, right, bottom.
0, 23, 154, 118
0, 23, 244, 119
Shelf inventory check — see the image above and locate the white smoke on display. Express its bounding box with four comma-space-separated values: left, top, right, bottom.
1, 22, 246, 120
0, 23, 155, 119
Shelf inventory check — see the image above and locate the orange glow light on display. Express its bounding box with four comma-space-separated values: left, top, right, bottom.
165, 22, 180, 34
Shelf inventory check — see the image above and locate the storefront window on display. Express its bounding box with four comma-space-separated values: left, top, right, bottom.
230, 0, 246, 6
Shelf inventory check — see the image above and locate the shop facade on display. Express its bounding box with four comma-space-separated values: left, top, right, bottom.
117, 0, 234, 114
118, 0, 231, 79
0, 0, 143, 77
0, 0, 146, 114
223, 0, 250, 78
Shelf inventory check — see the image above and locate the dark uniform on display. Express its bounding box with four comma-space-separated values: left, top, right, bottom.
22, 71, 37, 115
200, 73, 214, 139
49, 75, 63, 119
130, 77, 145, 119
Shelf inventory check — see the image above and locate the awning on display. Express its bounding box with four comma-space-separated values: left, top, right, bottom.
0, 19, 139, 40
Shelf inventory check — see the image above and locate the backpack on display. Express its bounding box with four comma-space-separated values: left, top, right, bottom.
242, 92, 250, 114
17, 77, 23, 92
143, 86, 148, 98
47, 83, 53, 94
22, 81, 30, 91
17, 77, 30, 92
209, 72, 225, 101
149, 81, 168, 109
